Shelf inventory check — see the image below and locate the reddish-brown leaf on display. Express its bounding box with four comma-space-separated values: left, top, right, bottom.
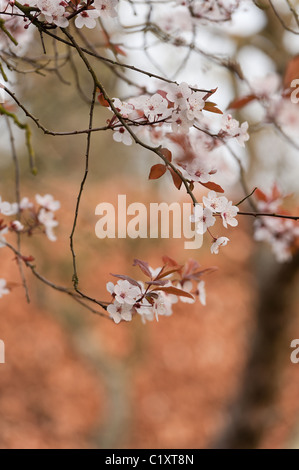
254, 188, 268, 202
169, 168, 182, 190
228, 94, 257, 110
133, 259, 152, 278
199, 181, 224, 193
98, 93, 110, 107
152, 285, 194, 300
204, 101, 223, 114
160, 147, 172, 162
162, 255, 179, 267
149, 164, 167, 180
156, 266, 184, 280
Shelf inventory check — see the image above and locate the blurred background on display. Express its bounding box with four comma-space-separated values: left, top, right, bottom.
1, 0, 299, 449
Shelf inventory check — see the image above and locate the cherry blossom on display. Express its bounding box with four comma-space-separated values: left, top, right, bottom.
254, 217, 299, 263
75, 9, 100, 29
113, 127, 133, 146
177, 280, 195, 304
220, 114, 249, 147
35, 194, 60, 212
211, 236, 230, 254
94, 0, 118, 19
38, 208, 59, 242
171, 110, 193, 134
186, 92, 205, 121
0, 278, 9, 298
0, 198, 18, 216
203, 191, 228, 213
107, 301, 133, 324
11, 220, 24, 232
143, 94, 169, 122
36, 0, 69, 28
221, 200, 239, 228
165, 82, 192, 109
19, 197, 33, 211
112, 279, 141, 305
197, 280, 206, 306
190, 204, 216, 234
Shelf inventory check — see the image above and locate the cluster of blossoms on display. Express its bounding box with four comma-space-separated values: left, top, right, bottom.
157, 0, 242, 35
0, 193, 60, 245
106, 257, 209, 324
191, 190, 239, 254
253, 187, 299, 262
110, 82, 249, 145
231, 72, 299, 139
0, 0, 118, 30
108, 82, 249, 194
0, 193, 60, 299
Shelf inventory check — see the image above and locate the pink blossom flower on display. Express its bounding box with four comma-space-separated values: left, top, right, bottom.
143, 94, 169, 122
203, 191, 228, 213
221, 200, 239, 228
75, 9, 100, 29
113, 279, 141, 305
186, 91, 205, 121
190, 204, 216, 234
113, 127, 132, 146
107, 302, 133, 323
165, 82, 191, 109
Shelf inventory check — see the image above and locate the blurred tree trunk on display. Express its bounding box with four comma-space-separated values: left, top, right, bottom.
213, 251, 299, 449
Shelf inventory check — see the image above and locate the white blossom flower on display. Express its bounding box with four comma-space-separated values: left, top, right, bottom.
186, 91, 205, 120
197, 280, 206, 306
152, 292, 173, 320
75, 9, 100, 29
211, 236, 229, 254
221, 200, 239, 228
165, 82, 192, 109
11, 220, 24, 232
0, 278, 9, 298
113, 279, 141, 305
107, 301, 133, 324
171, 110, 193, 133
221, 114, 249, 147
94, 0, 118, 18
203, 191, 228, 213
135, 299, 155, 323
190, 204, 216, 234
113, 127, 133, 146
177, 280, 195, 304
35, 194, 60, 212
19, 197, 33, 210
38, 208, 58, 242
112, 98, 135, 119
143, 94, 169, 122
0, 198, 18, 216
